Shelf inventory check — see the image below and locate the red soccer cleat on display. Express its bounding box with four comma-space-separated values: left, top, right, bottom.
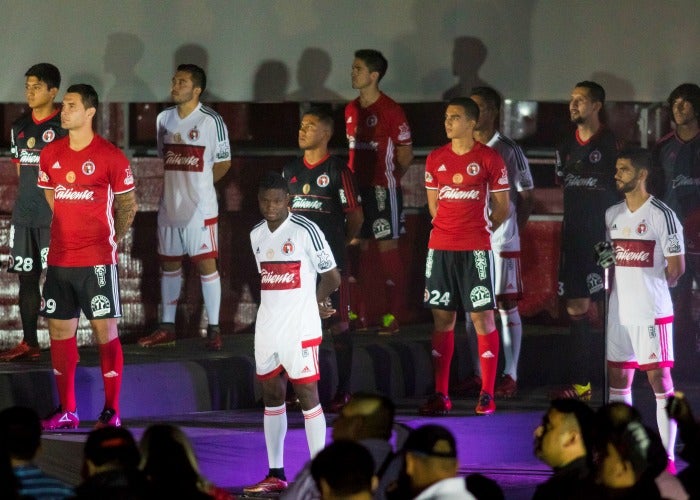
137, 327, 176, 348
41, 406, 80, 431
243, 475, 288, 494
475, 391, 496, 416
418, 393, 452, 416
0, 341, 40, 362
94, 408, 121, 429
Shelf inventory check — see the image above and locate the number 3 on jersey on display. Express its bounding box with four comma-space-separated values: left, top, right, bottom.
425, 289, 451, 306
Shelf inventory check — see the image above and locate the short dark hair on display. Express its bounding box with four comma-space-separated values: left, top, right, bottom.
668, 83, 700, 121
259, 170, 288, 193
84, 426, 140, 469
0, 406, 41, 461
177, 63, 207, 93
66, 83, 99, 111
448, 97, 480, 122
354, 49, 388, 82
343, 392, 396, 441
550, 399, 595, 456
575, 81, 606, 104
303, 106, 334, 133
311, 440, 375, 495
470, 86, 502, 112
595, 403, 652, 480
618, 147, 652, 174
25, 63, 61, 90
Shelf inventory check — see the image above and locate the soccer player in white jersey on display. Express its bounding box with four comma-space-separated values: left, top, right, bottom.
244, 172, 341, 495
605, 148, 685, 473
137, 64, 231, 350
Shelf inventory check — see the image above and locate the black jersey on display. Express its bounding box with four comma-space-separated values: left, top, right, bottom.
10, 108, 66, 226
556, 127, 620, 251
652, 131, 700, 222
282, 154, 361, 262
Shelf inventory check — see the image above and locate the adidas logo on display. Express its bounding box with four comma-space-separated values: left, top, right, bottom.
438, 164, 447, 172
52, 161, 61, 169
59, 413, 74, 423
649, 353, 657, 360
346, 117, 353, 123
199, 243, 209, 250
290, 176, 297, 183
481, 350, 495, 359
53, 368, 63, 375
431, 349, 442, 358
302, 366, 310, 373
103, 370, 119, 378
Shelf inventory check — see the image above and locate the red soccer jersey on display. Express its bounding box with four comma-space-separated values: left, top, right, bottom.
345, 93, 412, 189
425, 141, 510, 250
38, 135, 135, 266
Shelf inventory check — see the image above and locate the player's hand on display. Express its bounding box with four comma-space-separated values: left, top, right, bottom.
594, 241, 615, 268
318, 299, 336, 319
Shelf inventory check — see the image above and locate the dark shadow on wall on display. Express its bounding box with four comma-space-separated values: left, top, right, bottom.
103, 32, 155, 102
253, 60, 289, 102
171, 43, 223, 103
286, 47, 344, 102
443, 36, 493, 100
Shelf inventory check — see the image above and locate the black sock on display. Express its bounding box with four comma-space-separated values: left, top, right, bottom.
18, 273, 41, 347
269, 467, 286, 480
569, 313, 591, 383
333, 330, 353, 393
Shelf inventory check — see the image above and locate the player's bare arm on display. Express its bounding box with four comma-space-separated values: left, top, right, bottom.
516, 189, 534, 232
317, 267, 341, 318
344, 207, 364, 246
212, 160, 232, 183
395, 144, 414, 178
665, 254, 685, 288
489, 190, 510, 231
44, 189, 55, 212
426, 189, 439, 219
114, 190, 138, 241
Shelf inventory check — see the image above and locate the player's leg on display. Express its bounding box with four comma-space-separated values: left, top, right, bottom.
606, 323, 635, 406
287, 342, 325, 457
647, 367, 677, 467
327, 279, 353, 412
376, 186, 405, 334
293, 380, 326, 457
494, 252, 524, 398
472, 309, 499, 415
138, 226, 183, 347
191, 218, 222, 350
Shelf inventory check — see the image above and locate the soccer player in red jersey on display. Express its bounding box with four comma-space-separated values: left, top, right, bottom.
420, 97, 510, 416
37, 84, 137, 430
345, 49, 413, 334
1, 63, 67, 362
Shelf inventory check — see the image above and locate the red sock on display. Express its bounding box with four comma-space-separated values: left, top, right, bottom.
432, 330, 455, 395
378, 247, 405, 315
478, 330, 500, 396
49, 337, 79, 412
98, 338, 123, 414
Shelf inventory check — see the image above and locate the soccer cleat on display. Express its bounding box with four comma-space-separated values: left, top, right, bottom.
494, 374, 518, 398
137, 327, 176, 347
0, 341, 41, 362
41, 406, 79, 431
348, 311, 368, 332
205, 325, 223, 351
325, 390, 351, 413
94, 408, 121, 429
242, 475, 288, 494
378, 313, 399, 335
666, 459, 676, 475
548, 382, 592, 401
418, 393, 452, 416
475, 391, 496, 415
452, 374, 483, 397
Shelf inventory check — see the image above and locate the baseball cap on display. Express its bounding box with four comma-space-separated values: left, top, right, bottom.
403, 424, 457, 458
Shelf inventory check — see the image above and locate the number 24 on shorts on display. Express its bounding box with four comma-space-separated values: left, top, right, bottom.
425, 289, 450, 306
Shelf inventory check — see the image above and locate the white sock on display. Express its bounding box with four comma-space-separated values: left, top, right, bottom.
264, 404, 287, 469
609, 387, 633, 405
656, 391, 677, 461
499, 307, 522, 380
201, 271, 221, 325
302, 404, 326, 457
161, 269, 183, 323
465, 313, 481, 377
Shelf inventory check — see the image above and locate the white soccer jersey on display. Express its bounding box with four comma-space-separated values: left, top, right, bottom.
157, 103, 231, 227
487, 132, 534, 253
250, 213, 337, 343
606, 196, 684, 325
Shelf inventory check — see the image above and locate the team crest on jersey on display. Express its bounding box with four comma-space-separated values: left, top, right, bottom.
42, 129, 56, 143
317, 250, 333, 270
466, 163, 480, 176
91, 295, 111, 317
317, 174, 330, 188
366, 115, 378, 127
470, 286, 492, 307
589, 149, 602, 163
425, 171, 434, 183
498, 167, 509, 185
124, 167, 134, 185
586, 273, 604, 294
667, 234, 681, 254
398, 122, 411, 141
282, 239, 295, 255
82, 161, 96, 176
173, 133, 182, 143
303, 183, 311, 195
266, 248, 275, 259
452, 173, 463, 184
188, 127, 199, 140
27, 137, 36, 148
66, 171, 76, 183
636, 221, 648, 235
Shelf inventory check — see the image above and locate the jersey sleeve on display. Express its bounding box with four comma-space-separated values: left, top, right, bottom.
210, 114, 231, 163
337, 165, 362, 212
487, 149, 510, 192
108, 146, 136, 194
387, 104, 412, 146
654, 202, 685, 257
10, 123, 20, 163
156, 112, 165, 159
510, 143, 534, 192
304, 221, 337, 274
424, 150, 438, 190
345, 102, 358, 173
37, 145, 55, 190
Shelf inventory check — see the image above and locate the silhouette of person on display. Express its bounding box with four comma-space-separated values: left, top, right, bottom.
287, 48, 344, 102
443, 36, 492, 100
103, 32, 155, 102
253, 60, 289, 102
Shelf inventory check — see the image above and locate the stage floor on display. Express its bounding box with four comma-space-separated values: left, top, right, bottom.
1, 321, 696, 498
